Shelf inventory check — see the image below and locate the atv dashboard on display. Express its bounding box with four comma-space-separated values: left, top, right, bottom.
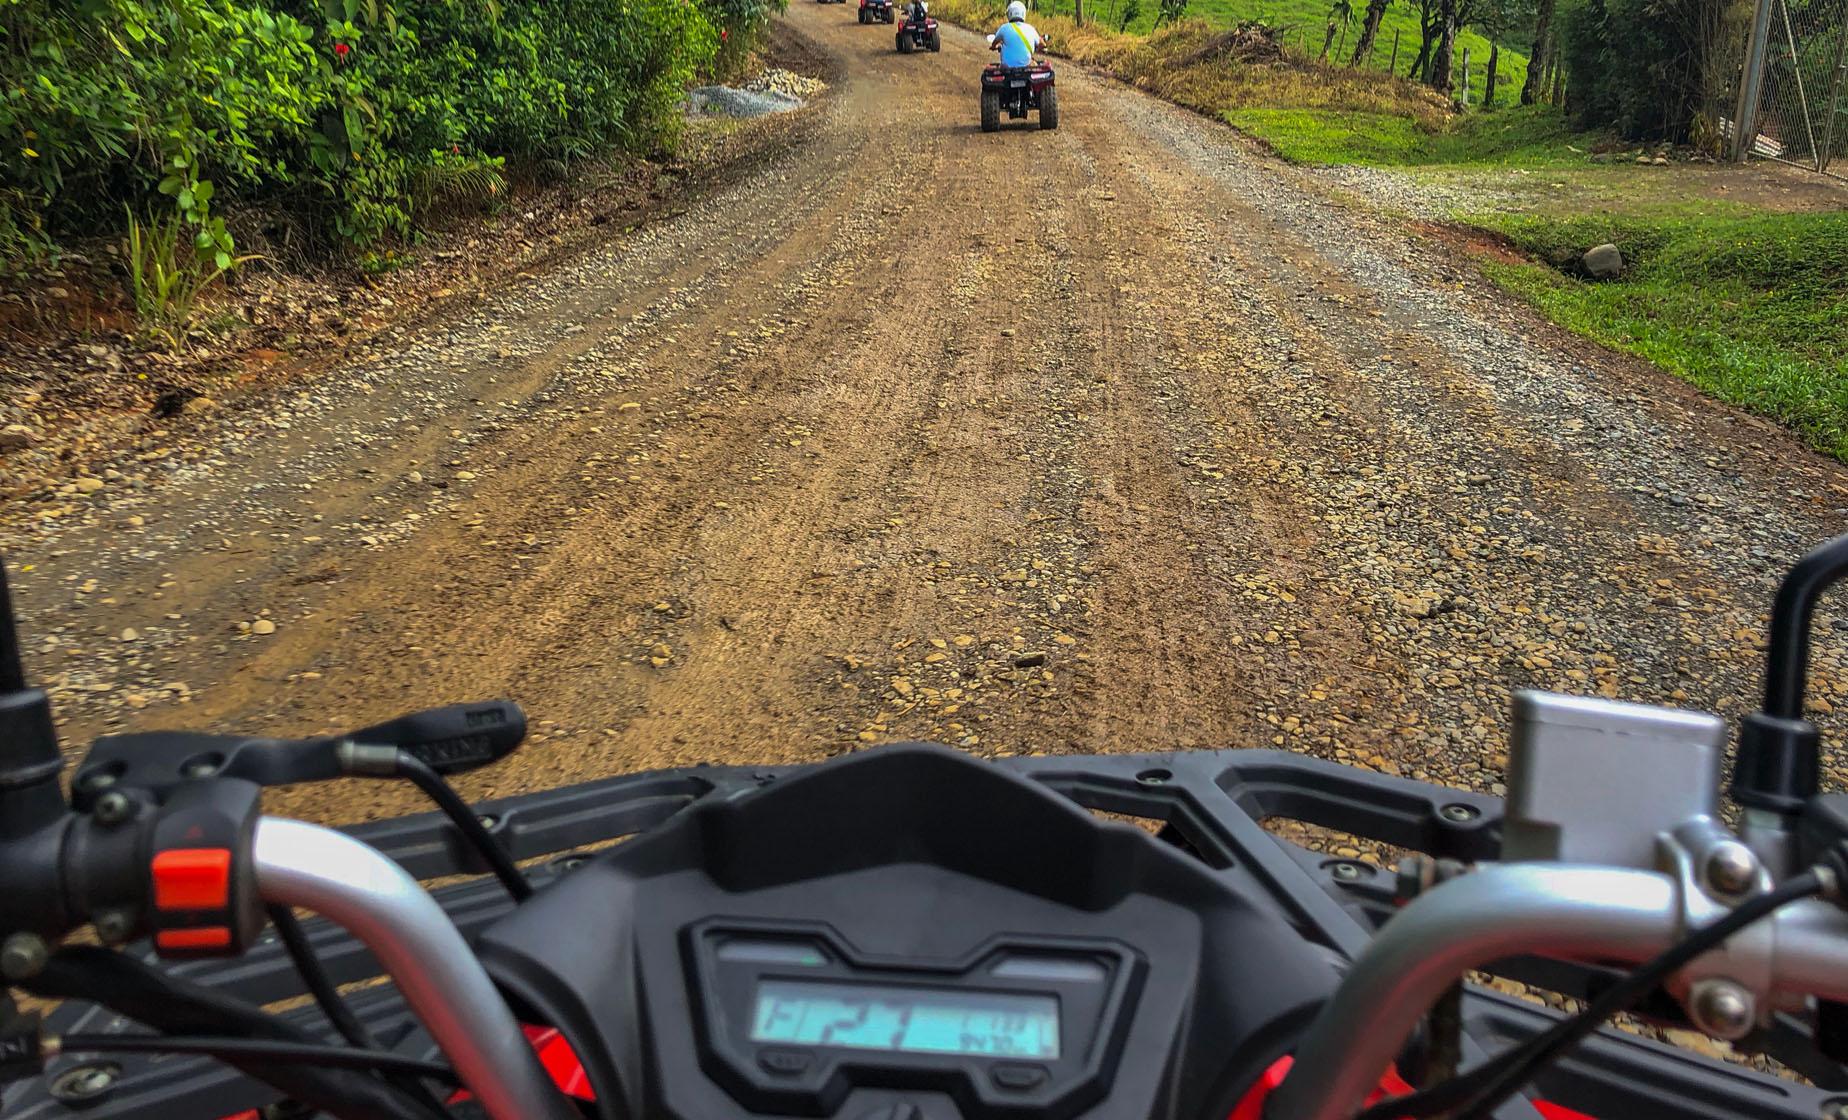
11, 746, 1845, 1120
474, 746, 1337, 1119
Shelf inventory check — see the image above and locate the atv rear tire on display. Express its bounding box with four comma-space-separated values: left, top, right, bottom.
981, 89, 1000, 132
1039, 86, 1060, 130
928, 28, 941, 49
884, 9, 895, 21
897, 30, 912, 51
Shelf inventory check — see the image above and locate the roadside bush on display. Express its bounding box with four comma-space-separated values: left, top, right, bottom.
0, 0, 755, 273
1558, 0, 1741, 143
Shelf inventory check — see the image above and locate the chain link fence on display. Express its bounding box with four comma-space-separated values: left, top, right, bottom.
1728, 0, 1848, 177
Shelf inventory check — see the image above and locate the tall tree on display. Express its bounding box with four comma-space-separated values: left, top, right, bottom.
1519, 0, 1555, 103
1347, 0, 1391, 64
1427, 0, 1457, 92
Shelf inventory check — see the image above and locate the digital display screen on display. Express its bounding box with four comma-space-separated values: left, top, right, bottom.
750, 979, 1059, 1059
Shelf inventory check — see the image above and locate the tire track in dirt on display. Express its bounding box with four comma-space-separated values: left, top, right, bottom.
7, 4, 1848, 830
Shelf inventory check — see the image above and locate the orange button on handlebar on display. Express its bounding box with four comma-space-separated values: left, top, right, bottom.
155, 927, 232, 951
152, 848, 232, 911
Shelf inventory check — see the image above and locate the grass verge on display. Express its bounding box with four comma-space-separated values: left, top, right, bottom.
1480, 210, 1848, 458
1224, 103, 1587, 165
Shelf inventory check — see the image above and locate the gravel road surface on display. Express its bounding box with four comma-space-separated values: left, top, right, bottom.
6, 7, 1847, 827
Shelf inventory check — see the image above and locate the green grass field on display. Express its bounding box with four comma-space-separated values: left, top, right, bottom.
1028, 0, 1526, 105
1481, 209, 1848, 458
1222, 103, 1581, 165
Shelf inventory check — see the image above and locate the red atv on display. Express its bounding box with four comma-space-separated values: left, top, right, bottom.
858, 0, 894, 24
896, 7, 941, 52
980, 60, 1058, 130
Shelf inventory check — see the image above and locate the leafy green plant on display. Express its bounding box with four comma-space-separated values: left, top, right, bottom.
123, 208, 258, 346
1, 0, 753, 262
411, 151, 506, 217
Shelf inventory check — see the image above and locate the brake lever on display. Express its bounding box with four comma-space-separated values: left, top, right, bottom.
344, 701, 526, 776
71, 732, 336, 811
71, 701, 527, 811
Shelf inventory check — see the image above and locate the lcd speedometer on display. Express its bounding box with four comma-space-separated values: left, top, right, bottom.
750, 978, 1060, 1058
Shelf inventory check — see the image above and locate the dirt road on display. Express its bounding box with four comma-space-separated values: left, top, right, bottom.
7, 9, 1848, 826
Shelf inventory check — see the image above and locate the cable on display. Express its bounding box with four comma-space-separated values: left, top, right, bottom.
396, 754, 533, 900
26, 946, 447, 1120
267, 905, 376, 1049
1354, 871, 1826, 1120
49, 1034, 460, 1082
267, 905, 454, 1118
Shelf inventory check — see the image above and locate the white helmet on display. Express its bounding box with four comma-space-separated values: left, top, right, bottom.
1006, 1, 1026, 19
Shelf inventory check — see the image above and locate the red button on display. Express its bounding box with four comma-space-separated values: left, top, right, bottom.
152, 848, 232, 911
156, 927, 232, 950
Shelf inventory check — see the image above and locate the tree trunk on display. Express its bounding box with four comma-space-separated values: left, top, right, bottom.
1550, 56, 1565, 104
1073, 0, 1084, 24
1519, 0, 1554, 104
1320, 19, 1338, 59
1348, 0, 1388, 66
1428, 0, 1456, 93
1483, 40, 1499, 105
1408, 28, 1433, 78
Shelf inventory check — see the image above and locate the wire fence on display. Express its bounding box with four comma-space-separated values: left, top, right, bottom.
1730, 0, 1848, 177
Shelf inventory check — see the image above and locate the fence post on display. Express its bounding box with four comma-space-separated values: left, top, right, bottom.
1818, 26, 1848, 170
1389, 27, 1400, 72
1732, 0, 1776, 161
1461, 45, 1470, 105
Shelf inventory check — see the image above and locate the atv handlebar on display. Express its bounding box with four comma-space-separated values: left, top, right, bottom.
1271, 864, 1848, 1120
254, 818, 576, 1120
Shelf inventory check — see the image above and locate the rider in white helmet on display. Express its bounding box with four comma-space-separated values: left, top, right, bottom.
987, 0, 1045, 67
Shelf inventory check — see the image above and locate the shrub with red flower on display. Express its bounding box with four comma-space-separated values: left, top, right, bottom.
333, 41, 351, 59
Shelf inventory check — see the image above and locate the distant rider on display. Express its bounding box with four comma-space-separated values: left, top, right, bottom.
987, 1, 1045, 66
905, 0, 928, 21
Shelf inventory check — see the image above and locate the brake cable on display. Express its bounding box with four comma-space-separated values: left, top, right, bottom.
1354, 859, 1842, 1120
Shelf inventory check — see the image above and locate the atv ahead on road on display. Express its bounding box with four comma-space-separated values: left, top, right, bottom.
980, 61, 1058, 130
858, 0, 894, 24
896, 8, 941, 52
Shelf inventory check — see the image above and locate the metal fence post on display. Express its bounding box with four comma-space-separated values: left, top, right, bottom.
1733, 0, 1777, 161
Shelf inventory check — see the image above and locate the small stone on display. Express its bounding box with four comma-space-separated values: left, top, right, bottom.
1013, 651, 1047, 669
651, 642, 673, 660
124, 515, 146, 528
250, 619, 277, 636
406, 470, 423, 483
1000, 329, 1016, 337
858, 730, 878, 742
119, 628, 138, 642
455, 471, 477, 481
74, 477, 105, 494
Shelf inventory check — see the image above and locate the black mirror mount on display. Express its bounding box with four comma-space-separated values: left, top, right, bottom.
1731, 533, 1848, 816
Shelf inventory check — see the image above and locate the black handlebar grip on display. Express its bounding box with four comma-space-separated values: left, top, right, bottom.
345, 701, 527, 775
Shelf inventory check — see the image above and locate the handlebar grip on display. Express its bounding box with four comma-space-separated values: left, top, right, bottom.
345, 701, 527, 775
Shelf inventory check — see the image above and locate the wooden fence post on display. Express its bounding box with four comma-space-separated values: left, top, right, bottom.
1460, 45, 1470, 106
1389, 28, 1400, 72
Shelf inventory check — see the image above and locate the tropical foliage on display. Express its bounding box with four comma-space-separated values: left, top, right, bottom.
0, 0, 772, 267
